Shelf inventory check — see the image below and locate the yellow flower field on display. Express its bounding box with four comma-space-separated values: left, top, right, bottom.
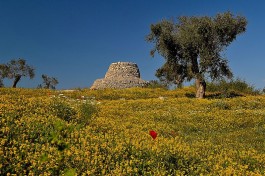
1, 87, 265, 175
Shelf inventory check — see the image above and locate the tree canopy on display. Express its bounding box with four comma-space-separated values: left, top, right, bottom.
146, 12, 247, 98
0, 64, 8, 87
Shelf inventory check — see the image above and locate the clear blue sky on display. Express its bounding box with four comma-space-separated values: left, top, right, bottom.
0, 0, 264, 89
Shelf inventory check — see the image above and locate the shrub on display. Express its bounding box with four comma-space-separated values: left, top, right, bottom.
210, 100, 231, 110
146, 80, 169, 89
49, 99, 76, 122
76, 101, 98, 126
207, 78, 260, 95
49, 97, 98, 126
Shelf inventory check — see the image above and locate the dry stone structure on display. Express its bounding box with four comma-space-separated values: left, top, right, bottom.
90, 62, 148, 89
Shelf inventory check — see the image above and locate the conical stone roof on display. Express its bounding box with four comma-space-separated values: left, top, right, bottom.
90, 62, 148, 89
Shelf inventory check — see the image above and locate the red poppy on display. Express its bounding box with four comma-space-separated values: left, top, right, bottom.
149, 130, 157, 140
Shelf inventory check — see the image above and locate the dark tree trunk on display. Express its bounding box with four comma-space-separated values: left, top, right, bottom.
195, 79, 206, 98
0, 79, 3, 87
12, 75, 21, 88
47, 84, 50, 89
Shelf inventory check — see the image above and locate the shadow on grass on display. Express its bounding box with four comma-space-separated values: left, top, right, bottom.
185, 91, 244, 99
185, 93, 196, 98
206, 91, 244, 99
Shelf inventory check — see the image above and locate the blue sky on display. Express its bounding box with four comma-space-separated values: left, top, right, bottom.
0, 0, 264, 89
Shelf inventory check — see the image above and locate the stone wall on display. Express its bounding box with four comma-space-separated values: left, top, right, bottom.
105, 62, 140, 79
90, 62, 148, 89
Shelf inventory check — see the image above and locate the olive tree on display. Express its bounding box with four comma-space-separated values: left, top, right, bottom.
4, 59, 35, 88
146, 12, 247, 98
40, 74, 59, 89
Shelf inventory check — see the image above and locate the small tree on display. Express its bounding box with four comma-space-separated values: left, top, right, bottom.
146, 12, 247, 98
41, 74, 59, 89
3, 59, 35, 88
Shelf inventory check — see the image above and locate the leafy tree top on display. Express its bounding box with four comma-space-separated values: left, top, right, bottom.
0, 58, 35, 88
6, 58, 35, 79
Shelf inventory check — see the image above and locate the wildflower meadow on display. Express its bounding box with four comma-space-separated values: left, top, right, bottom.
1, 87, 265, 175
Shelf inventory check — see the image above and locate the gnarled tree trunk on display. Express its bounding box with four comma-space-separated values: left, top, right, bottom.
12, 75, 21, 88
195, 79, 206, 98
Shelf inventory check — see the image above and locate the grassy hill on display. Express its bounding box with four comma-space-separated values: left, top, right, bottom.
1, 87, 265, 175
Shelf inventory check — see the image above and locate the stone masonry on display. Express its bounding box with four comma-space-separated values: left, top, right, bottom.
90, 62, 148, 89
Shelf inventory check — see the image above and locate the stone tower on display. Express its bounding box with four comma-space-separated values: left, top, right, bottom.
90, 62, 148, 89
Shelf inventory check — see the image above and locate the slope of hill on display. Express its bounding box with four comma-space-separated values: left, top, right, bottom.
1, 88, 265, 175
